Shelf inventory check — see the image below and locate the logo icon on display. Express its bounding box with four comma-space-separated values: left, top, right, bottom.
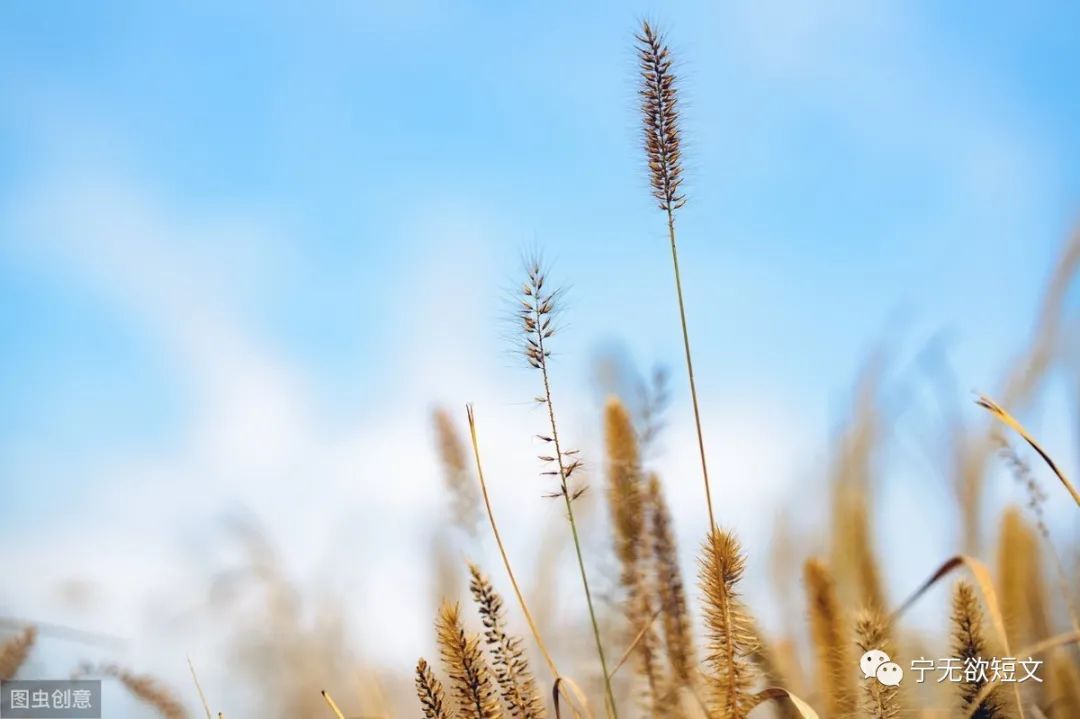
860, 649, 904, 687
876, 661, 904, 687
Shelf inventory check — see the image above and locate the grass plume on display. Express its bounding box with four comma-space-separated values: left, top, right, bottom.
648, 474, 696, 686
518, 259, 617, 716
605, 397, 646, 591
636, 20, 715, 534
434, 407, 482, 536
83, 663, 187, 719
803, 558, 855, 718
0, 627, 36, 680
997, 507, 1051, 649
416, 658, 456, 719
699, 529, 758, 719
468, 564, 545, 719
951, 581, 1006, 719
604, 397, 664, 709
637, 20, 684, 213
436, 601, 503, 719
854, 606, 900, 719
829, 361, 887, 612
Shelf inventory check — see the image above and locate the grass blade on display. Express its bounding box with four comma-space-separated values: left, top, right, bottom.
748, 687, 821, 719
975, 394, 1080, 506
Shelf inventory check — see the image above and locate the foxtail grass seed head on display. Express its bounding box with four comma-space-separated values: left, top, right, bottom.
604, 402, 664, 707
648, 475, 696, 685
951, 581, 1006, 719
433, 407, 482, 536
81, 663, 187, 719
855, 606, 900, 719
516, 260, 584, 500
699, 529, 759, 719
637, 21, 685, 214
416, 658, 455, 719
605, 397, 645, 586
804, 558, 855, 718
997, 506, 1051, 648
512, 259, 618, 717
518, 259, 559, 373
634, 21, 716, 534
0, 627, 36, 681
468, 564, 545, 719
436, 602, 503, 719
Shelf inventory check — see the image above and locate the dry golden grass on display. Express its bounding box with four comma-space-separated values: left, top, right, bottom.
468, 564, 545, 719
957, 229, 1080, 553
647, 474, 696, 688
416, 658, 454, 719
636, 19, 715, 536
951, 581, 1006, 719
854, 606, 901, 719
186, 656, 212, 719
997, 507, 1052, 650
434, 406, 483, 536
977, 394, 1080, 507
435, 602, 503, 719
10, 17, 1080, 719
803, 558, 855, 718
519, 259, 618, 715
80, 662, 187, 719
397, 21, 1080, 719
604, 398, 664, 711
0, 626, 36, 681
699, 529, 759, 719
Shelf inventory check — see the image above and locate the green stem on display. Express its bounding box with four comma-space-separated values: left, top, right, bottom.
535, 312, 619, 718
666, 209, 716, 532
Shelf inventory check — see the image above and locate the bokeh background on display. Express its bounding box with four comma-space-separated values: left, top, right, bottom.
2, 1, 1078, 715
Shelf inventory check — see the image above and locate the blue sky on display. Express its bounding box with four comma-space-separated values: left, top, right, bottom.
1, 0, 1079, 711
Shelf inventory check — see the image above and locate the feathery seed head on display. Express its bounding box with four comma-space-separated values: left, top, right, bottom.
804, 558, 856, 718
951, 581, 1006, 719
648, 476, 696, 684
637, 21, 685, 214
468, 565, 545, 719
855, 606, 901, 719
416, 658, 454, 719
0, 627, 36, 681
517, 259, 561, 372
433, 408, 482, 536
436, 601, 502, 719
605, 397, 645, 583
79, 663, 186, 719
698, 529, 759, 719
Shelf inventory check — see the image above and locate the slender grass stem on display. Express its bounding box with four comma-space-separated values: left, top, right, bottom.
465, 405, 559, 678
320, 690, 346, 719
186, 656, 212, 719
666, 209, 716, 533
534, 313, 619, 719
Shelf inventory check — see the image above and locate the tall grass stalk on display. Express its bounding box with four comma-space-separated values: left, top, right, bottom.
465, 405, 558, 678
636, 21, 716, 532
518, 261, 618, 717
187, 656, 213, 719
